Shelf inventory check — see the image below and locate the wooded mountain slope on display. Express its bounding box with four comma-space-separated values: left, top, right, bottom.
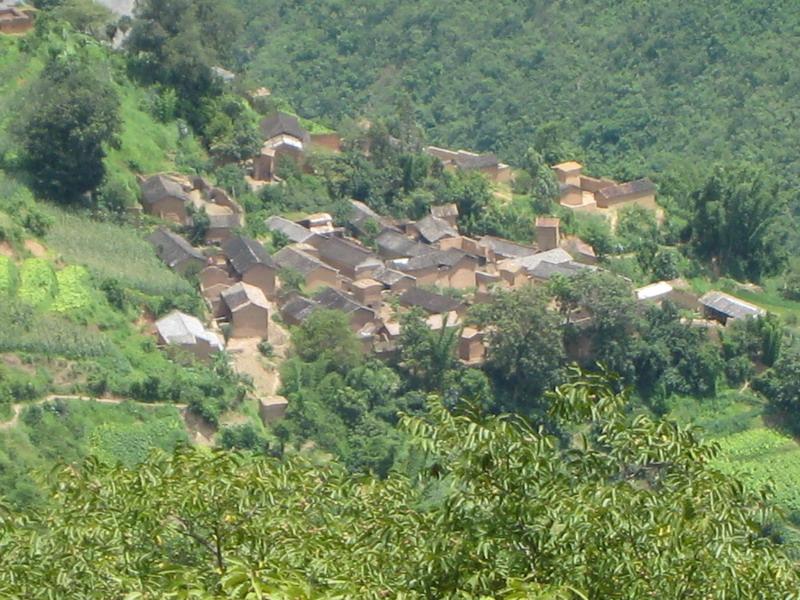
235, 0, 800, 188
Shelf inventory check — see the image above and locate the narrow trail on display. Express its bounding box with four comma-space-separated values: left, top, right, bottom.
0, 395, 188, 431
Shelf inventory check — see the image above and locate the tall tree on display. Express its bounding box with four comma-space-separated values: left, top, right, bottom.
15, 56, 120, 202
691, 163, 792, 281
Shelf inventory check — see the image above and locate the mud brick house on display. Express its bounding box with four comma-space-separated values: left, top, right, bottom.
308, 234, 383, 279
265, 215, 314, 244
253, 112, 310, 181
459, 327, 485, 363
220, 282, 270, 338
147, 228, 205, 275
273, 245, 340, 291
398, 287, 465, 317
594, 178, 657, 210
155, 310, 223, 361
425, 146, 513, 183
0, 6, 34, 34
375, 229, 432, 260
314, 286, 376, 332
140, 174, 192, 224
430, 203, 459, 227
280, 294, 318, 326
535, 217, 561, 251
222, 236, 277, 299
392, 249, 477, 289
477, 236, 537, 261
408, 214, 458, 244
370, 266, 416, 292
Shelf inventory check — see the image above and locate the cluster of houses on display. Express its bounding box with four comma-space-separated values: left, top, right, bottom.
139, 110, 767, 423
0, 2, 34, 34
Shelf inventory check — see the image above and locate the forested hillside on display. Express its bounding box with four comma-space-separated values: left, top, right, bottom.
235, 0, 800, 190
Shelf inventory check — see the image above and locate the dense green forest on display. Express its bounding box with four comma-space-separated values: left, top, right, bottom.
233, 0, 800, 194
1, 0, 800, 595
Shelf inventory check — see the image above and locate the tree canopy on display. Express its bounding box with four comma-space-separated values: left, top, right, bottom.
0, 369, 797, 598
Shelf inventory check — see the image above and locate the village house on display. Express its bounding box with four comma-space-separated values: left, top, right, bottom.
391, 248, 478, 289
280, 294, 318, 326
349, 200, 397, 236
222, 236, 278, 299
510, 247, 574, 277
273, 245, 340, 291
430, 203, 459, 228
552, 161, 583, 187
425, 146, 513, 183
147, 228, 205, 275
155, 310, 224, 361
594, 178, 657, 210
370, 266, 416, 293
535, 217, 561, 251
349, 278, 383, 309
528, 260, 592, 284
477, 235, 537, 261
496, 260, 530, 288
0, 5, 33, 34
265, 215, 314, 244
253, 112, 310, 181
561, 237, 598, 265
140, 174, 192, 224
220, 282, 270, 338
458, 327, 485, 364
436, 235, 493, 263
699, 291, 765, 325
307, 234, 383, 279
375, 229, 432, 260
398, 287, 465, 317
407, 214, 458, 244
259, 397, 289, 424
314, 286, 376, 332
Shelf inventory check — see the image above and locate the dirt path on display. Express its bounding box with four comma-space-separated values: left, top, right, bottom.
0, 396, 214, 444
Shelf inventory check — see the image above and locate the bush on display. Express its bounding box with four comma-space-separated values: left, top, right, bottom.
257, 339, 273, 358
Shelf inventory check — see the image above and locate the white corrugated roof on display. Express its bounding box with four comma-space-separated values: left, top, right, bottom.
635, 281, 673, 301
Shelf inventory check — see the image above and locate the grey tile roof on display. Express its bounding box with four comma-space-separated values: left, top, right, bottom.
372, 266, 416, 288
221, 282, 269, 311
414, 215, 457, 243
273, 246, 336, 277
394, 249, 470, 272
699, 291, 765, 320
430, 203, 459, 219
140, 174, 190, 206
259, 112, 308, 142
596, 178, 656, 202
478, 235, 538, 259
281, 294, 318, 323
512, 248, 574, 274
156, 310, 223, 350
529, 260, 591, 280
313, 235, 383, 270
399, 287, 464, 314
315, 286, 373, 317
265, 215, 314, 243
455, 153, 499, 170
222, 236, 275, 275
375, 229, 432, 259
147, 228, 204, 269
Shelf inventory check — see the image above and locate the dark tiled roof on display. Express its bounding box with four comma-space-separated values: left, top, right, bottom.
478, 236, 538, 259
315, 286, 373, 317
259, 112, 308, 142
455, 153, 499, 170
221, 282, 269, 311
375, 229, 432, 259
372, 266, 415, 287
596, 178, 656, 202
281, 294, 318, 323
265, 216, 314, 243
222, 236, 275, 275
147, 228, 204, 269
313, 235, 383, 270
273, 246, 336, 276
399, 287, 463, 314
529, 260, 590, 280
140, 174, 190, 206
414, 215, 457, 243
395, 249, 470, 272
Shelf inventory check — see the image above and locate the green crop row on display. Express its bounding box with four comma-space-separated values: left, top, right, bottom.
52, 265, 93, 314
17, 258, 57, 309
0, 255, 16, 297
44, 208, 194, 298
714, 427, 800, 513
89, 417, 187, 468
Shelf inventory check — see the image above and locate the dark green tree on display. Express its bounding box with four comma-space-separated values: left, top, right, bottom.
691, 163, 791, 281
15, 56, 120, 202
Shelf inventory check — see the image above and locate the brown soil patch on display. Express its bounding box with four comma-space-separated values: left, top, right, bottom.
0, 241, 14, 258
23, 239, 47, 258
